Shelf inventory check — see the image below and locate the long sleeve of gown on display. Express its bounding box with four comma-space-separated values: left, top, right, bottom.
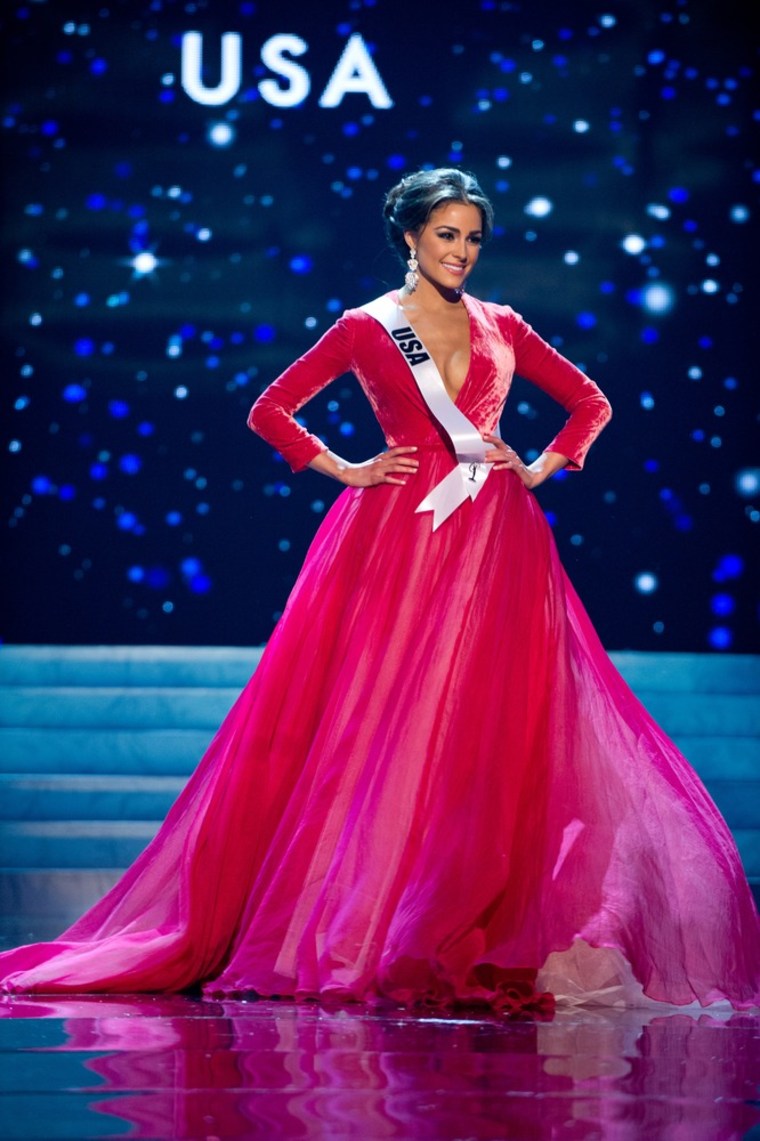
248, 315, 355, 472
507, 309, 612, 469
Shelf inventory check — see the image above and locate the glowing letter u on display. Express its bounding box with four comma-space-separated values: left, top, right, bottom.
181, 31, 241, 106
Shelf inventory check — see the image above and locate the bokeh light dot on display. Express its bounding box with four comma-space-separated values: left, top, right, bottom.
634, 572, 659, 594
708, 626, 732, 650
131, 251, 158, 275
641, 282, 675, 314
207, 122, 235, 147
712, 554, 744, 582
119, 454, 142, 475
710, 593, 735, 617
734, 468, 760, 498
524, 196, 553, 218
63, 383, 87, 403
621, 233, 646, 254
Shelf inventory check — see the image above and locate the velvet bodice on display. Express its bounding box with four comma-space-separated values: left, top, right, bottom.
249, 292, 612, 472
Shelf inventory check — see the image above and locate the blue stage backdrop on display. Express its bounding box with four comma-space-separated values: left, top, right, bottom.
1, 0, 757, 651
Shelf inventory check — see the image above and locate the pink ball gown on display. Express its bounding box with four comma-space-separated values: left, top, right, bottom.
1, 292, 758, 1012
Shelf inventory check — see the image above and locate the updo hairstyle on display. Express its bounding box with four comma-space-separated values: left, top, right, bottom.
383, 168, 494, 264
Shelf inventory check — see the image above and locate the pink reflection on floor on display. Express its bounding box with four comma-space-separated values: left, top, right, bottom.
1, 995, 759, 1139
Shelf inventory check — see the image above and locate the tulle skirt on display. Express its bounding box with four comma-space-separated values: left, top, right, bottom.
1, 448, 758, 1012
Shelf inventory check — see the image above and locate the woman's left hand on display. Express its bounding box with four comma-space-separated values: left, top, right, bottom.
482, 434, 540, 489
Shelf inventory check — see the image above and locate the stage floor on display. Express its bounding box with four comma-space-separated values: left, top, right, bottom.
0, 995, 758, 1139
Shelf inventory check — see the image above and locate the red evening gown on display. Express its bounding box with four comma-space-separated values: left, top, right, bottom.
1, 292, 758, 1012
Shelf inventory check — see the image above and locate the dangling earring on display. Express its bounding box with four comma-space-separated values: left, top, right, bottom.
405, 247, 418, 292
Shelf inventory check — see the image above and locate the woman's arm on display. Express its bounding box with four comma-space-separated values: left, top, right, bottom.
249, 313, 418, 487
478, 307, 611, 490
504, 309, 612, 472
247, 318, 354, 472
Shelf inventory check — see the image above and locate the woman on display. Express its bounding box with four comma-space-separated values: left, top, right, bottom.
1, 169, 757, 1012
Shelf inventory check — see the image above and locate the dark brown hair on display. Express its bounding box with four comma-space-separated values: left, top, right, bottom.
383, 168, 494, 262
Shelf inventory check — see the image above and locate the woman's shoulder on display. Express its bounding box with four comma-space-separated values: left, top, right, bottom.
341, 290, 397, 319
465, 293, 517, 315
314, 292, 398, 359
312, 297, 391, 341
464, 293, 525, 331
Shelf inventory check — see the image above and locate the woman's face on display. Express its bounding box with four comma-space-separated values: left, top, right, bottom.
406, 201, 484, 293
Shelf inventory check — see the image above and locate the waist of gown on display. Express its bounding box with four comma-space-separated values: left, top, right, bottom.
384, 438, 458, 455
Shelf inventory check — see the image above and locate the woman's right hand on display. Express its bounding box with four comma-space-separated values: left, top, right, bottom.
309, 446, 419, 487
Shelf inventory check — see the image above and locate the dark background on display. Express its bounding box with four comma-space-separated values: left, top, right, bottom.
1, 0, 757, 652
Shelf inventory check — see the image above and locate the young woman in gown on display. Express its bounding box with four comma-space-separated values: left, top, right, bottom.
1, 169, 758, 1013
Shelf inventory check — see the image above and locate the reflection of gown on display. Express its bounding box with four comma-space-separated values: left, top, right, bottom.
0, 292, 758, 1011
2, 997, 758, 1139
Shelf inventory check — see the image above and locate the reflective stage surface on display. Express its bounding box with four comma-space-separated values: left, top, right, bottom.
0, 995, 758, 1139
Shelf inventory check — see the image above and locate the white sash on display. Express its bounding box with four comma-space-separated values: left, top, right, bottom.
362, 295, 492, 531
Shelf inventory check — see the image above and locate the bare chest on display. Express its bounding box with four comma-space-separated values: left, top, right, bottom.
405, 308, 472, 401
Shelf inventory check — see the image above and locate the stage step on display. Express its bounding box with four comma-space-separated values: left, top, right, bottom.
0, 643, 757, 690
0, 645, 757, 945
0, 686, 241, 729
0, 727, 756, 779
0, 727, 217, 774
0, 869, 122, 948
0, 644, 264, 688
0, 820, 159, 870
0, 685, 757, 735
0, 775, 185, 822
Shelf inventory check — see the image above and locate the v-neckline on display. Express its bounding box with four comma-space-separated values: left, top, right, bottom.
393, 290, 474, 408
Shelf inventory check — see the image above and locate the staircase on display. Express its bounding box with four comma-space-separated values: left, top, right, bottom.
0, 645, 758, 947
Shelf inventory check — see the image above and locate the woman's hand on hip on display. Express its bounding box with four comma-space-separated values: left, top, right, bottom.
482, 435, 569, 490
310, 446, 419, 487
